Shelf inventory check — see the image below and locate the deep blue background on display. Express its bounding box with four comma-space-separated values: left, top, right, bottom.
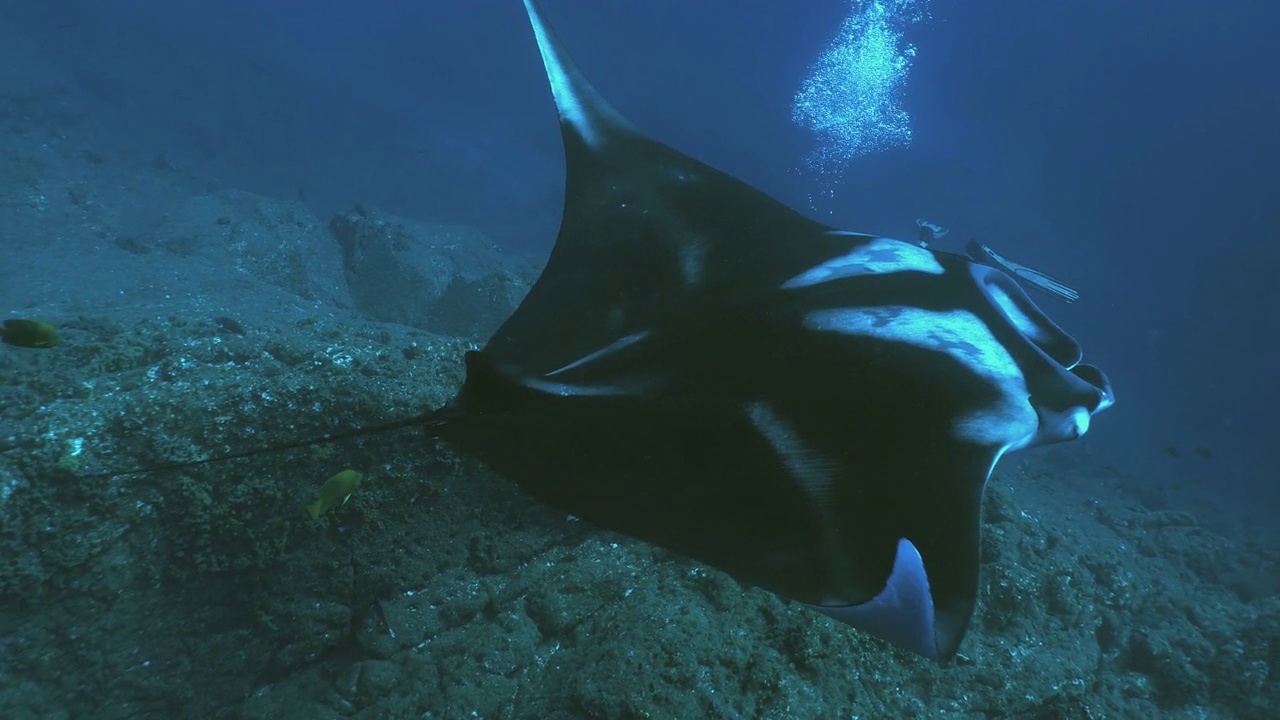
4, 0, 1276, 517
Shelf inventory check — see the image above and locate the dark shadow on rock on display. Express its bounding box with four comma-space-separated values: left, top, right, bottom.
329, 206, 534, 340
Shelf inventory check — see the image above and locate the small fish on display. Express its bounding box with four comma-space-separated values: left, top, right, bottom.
0, 319, 60, 348
212, 316, 246, 335
304, 469, 363, 519
371, 599, 396, 638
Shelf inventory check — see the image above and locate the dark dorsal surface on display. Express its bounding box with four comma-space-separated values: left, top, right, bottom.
437, 0, 1115, 663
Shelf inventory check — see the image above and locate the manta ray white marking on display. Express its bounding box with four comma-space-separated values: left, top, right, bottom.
953, 398, 1039, 450
984, 282, 1053, 347
746, 400, 855, 593
547, 331, 651, 377
1034, 405, 1092, 444
805, 305, 1021, 384
805, 306, 1039, 446
783, 235, 944, 289
523, 377, 633, 398
745, 401, 837, 506
678, 240, 708, 287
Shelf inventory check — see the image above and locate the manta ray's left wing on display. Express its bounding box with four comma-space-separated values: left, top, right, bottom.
484, 0, 873, 377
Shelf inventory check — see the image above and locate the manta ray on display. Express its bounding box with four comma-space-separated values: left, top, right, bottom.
419, 0, 1118, 662
82, 0, 1112, 666
422, 0, 1116, 662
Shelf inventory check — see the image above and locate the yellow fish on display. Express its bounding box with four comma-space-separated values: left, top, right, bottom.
0, 319, 59, 348
304, 469, 363, 519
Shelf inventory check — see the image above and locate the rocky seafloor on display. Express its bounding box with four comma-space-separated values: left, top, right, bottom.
2, 41, 1278, 720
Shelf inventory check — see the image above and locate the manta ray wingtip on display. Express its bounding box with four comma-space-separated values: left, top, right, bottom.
521, 0, 633, 149
803, 538, 947, 662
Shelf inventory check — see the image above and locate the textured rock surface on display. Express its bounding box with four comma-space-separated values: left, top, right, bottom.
329, 207, 536, 340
